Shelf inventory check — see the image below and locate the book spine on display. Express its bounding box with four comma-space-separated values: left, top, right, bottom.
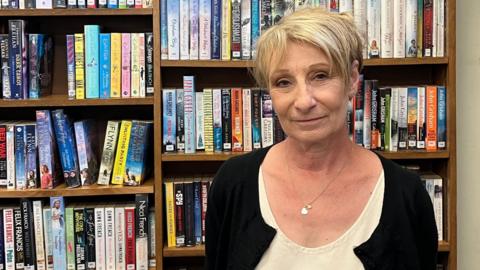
74, 208, 86, 270
0, 209, 4, 269
370, 82, 380, 149
99, 33, 111, 99
384, 89, 392, 151
5, 125, 14, 189
124, 120, 152, 185
39, 35, 54, 98
108, 0, 117, 8
119, 0, 126, 8
143, 0, 153, 8
241, 0, 251, 60
221, 89, 232, 151
212, 89, 223, 151
24, 124, 37, 189
87, 0, 96, 8
231, 88, 243, 151
425, 85, 437, 151
104, 207, 115, 270
339, 0, 353, 12
28, 34, 40, 99
74, 33, 85, 99
14, 125, 26, 189
179, 0, 189, 60
163, 89, 177, 152
164, 182, 176, 247
135, 194, 149, 270
147, 209, 155, 267
203, 88, 214, 152
390, 88, 399, 152
417, 86, 426, 148
417, 0, 423, 57
66, 35, 76, 99
437, 86, 446, 149
195, 92, 205, 150
84, 25, 100, 98
398, 87, 408, 149
98, 121, 120, 185
36, 110, 61, 189
110, 33, 122, 98
272, 113, 282, 144
134, 0, 141, 8
121, 33, 131, 98
184, 182, 194, 246
176, 89, 185, 152
363, 80, 372, 149
160, 0, 168, 60
0, 35, 11, 99
423, 0, 433, 56
84, 208, 96, 270
347, 97, 354, 142
201, 181, 209, 243
231, 0, 241, 59
99, 0, 107, 8
261, 92, 273, 147
114, 207, 125, 270
393, 0, 406, 58
272, 0, 285, 24
379, 88, 391, 150
126, 0, 134, 8
221, 0, 231, 60
50, 197, 67, 270
260, 0, 272, 31
94, 207, 105, 270
174, 182, 185, 246
13, 208, 24, 270
145, 33, 154, 96
0, 125, 6, 185
251, 89, 262, 149
407, 87, 418, 148
431, 0, 437, 57
436, 0, 445, 57
74, 121, 88, 186
353, 0, 368, 58
367, 0, 380, 58
354, 75, 364, 146
111, 120, 132, 184
3, 209, 15, 270
65, 207, 75, 270
124, 207, 136, 270
183, 76, 196, 154
8, 20, 24, 99
42, 208, 53, 270
167, 0, 180, 60
67, 0, 77, 8
251, 0, 260, 58
434, 178, 443, 240
405, 0, 418, 57
199, 0, 212, 60
130, 33, 140, 98
193, 181, 202, 244
138, 33, 146, 97
211, 0, 221, 59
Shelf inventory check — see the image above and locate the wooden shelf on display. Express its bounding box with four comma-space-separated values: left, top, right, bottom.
439, 241, 450, 252
163, 245, 205, 257
0, 177, 154, 198
161, 57, 448, 68
0, 95, 154, 107
376, 150, 450, 159
0, 8, 153, 16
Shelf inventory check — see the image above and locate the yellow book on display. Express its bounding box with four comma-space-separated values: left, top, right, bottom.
130, 33, 140, 98
110, 33, 122, 98
111, 120, 132, 185
203, 88, 214, 152
221, 0, 231, 60
74, 33, 85, 99
164, 181, 176, 247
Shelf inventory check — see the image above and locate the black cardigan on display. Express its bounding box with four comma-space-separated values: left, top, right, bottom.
205, 147, 438, 270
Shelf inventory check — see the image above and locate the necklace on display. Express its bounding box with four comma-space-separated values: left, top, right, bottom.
286, 146, 350, 216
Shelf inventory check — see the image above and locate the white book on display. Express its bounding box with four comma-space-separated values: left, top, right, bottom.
380, 0, 394, 58
36, 0, 53, 8
221, 0, 231, 60
195, 92, 205, 150
190, 0, 200, 59
180, 0, 190, 60
432, 0, 437, 57
241, 0, 251, 60
33, 201, 47, 270
105, 206, 116, 270
6, 124, 14, 190
3, 208, 15, 270
436, 0, 445, 57
19, 0, 25, 9
126, 0, 134, 6
97, 121, 120, 185
43, 208, 54, 270
95, 207, 106, 270
167, 0, 180, 60
242, 89, 252, 151
434, 177, 443, 241
353, 0, 368, 59
199, 0, 212, 59
138, 33, 146, 97
1, 0, 8, 8
114, 206, 126, 270
261, 93, 274, 147
143, 0, 153, 7
363, 82, 372, 149
389, 88, 399, 152
212, 89, 223, 152
393, 0, 406, 58
148, 209, 156, 267
417, 86, 426, 149
405, 0, 418, 57
367, 0, 381, 58
78, 0, 86, 6
397, 87, 408, 149
99, 0, 107, 6
339, 0, 353, 12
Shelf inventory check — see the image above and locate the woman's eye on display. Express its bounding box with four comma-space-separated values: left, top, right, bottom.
314, 73, 328, 80
275, 79, 291, 87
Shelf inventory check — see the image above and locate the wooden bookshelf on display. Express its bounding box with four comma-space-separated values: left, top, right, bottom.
0, 8, 153, 16
0, 95, 154, 107
163, 245, 206, 258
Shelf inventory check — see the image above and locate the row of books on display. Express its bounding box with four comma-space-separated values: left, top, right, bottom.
349, 77, 447, 152
0, 0, 153, 9
0, 110, 153, 190
164, 176, 213, 247
160, 0, 446, 61
0, 195, 155, 270
0, 20, 54, 100
66, 27, 154, 100
162, 78, 286, 154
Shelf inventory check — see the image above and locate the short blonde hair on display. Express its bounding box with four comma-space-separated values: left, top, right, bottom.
253, 8, 363, 90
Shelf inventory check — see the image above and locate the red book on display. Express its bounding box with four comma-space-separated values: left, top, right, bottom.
423, 0, 433, 57
125, 206, 136, 270
425, 86, 438, 151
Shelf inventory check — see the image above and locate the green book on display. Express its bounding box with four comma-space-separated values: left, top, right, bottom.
65, 207, 76, 270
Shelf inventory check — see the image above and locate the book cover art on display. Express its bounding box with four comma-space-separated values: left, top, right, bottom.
423, 0, 433, 56
36, 110, 62, 189
36, 34, 53, 98
28, 34, 40, 99
98, 121, 120, 185
50, 197, 66, 270
272, 0, 286, 25
74, 120, 99, 186
260, 0, 272, 31
99, 33, 111, 99
145, 32, 154, 97
124, 120, 153, 186
163, 89, 177, 152
212, 89, 223, 151
367, 0, 380, 58
176, 89, 185, 152
112, 120, 132, 185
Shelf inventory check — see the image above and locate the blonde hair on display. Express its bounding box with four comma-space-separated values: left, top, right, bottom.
253, 8, 363, 90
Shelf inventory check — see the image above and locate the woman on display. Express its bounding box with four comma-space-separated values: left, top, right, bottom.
205, 8, 438, 270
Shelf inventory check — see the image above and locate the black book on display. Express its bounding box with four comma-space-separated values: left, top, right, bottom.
21, 199, 36, 270
14, 207, 24, 270
174, 182, 185, 247
221, 89, 232, 151
74, 208, 86, 270
85, 207, 96, 270
379, 87, 391, 151
183, 181, 195, 247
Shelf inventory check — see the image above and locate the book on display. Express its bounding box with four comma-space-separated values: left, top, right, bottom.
160, 0, 168, 60
211, 0, 221, 59
417, 86, 426, 148
94, 207, 106, 270
121, 33, 131, 98
84, 25, 100, 98
14, 124, 26, 189
167, 0, 180, 60
145, 32, 154, 97
3, 209, 15, 270
195, 91, 205, 150
135, 194, 149, 270
405, 0, 418, 57
97, 121, 120, 185
74, 33, 85, 100
163, 89, 177, 152
124, 120, 152, 186
242, 88, 252, 151
0, 125, 6, 186
0, 35, 11, 99
124, 206, 136, 270
137, 33, 145, 97
33, 201, 46, 270
42, 208, 53, 270
398, 87, 408, 149
393, 0, 406, 58
8, 20, 25, 99
203, 88, 214, 152
437, 86, 446, 149
241, 0, 251, 60
21, 199, 36, 270
261, 92, 273, 147
367, 0, 380, 58
380, 0, 394, 58
110, 33, 122, 98
105, 206, 116, 270
29, 34, 53, 99
231, 0, 241, 59
164, 181, 176, 247
74, 207, 86, 270
221, 0, 231, 60
24, 123, 37, 189
252, 89, 262, 149
174, 182, 185, 246
14, 207, 24, 270
112, 120, 132, 185
212, 89, 223, 151
180, 0, 189, 60
147, 209, 155, 267
50, 197, 67, 270
85, 207, 96, 270
65, 207, 75, 270
114, 206, 125, 270
184, 181, 195, 246
66, 35, 76, 99
130, 33, 140, 98
99, 33, 111, 99
74, 119, 99, 186
231, 88, 243, 151
176, 89, 185, 152
199, 0, 212, 59
221, 89, 232, 151
425, 85, 437, 151
183, 76, 196, 154
407, 87, 418, 148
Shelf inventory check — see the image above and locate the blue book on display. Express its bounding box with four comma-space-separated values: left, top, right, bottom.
211, 0, 221, 59
52, 109, 81, 188
124, 120, 152, 186
252, 89, 262, 149
251, 0, 260, 58
160, 0, 168, 59
36, 110, 62, 189
99, 33, 111, 99
108, 0, 118, 8
437, 86, 446, 149
25, 123, 37, 189
8, 20, 25, 99
50, 196, 67, 270
84, 25, 100, 99
14, 124, 26, 189
193, 180, 202, 244
74, 120, 99, 186
183, 76, 196, 153
213, 89, 223, 152
28, 34, 41, 99
163, 89, 177, 152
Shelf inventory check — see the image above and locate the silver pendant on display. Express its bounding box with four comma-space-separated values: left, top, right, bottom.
301, 205, 312, 215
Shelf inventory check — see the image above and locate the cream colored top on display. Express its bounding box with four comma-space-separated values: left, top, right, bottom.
256, 167, 385, 270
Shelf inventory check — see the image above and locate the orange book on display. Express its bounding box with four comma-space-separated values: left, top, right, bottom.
425, 86, 437, 151
231, 88, 243, 152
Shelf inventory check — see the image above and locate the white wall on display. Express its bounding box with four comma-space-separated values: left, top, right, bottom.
457, 1, 480, 268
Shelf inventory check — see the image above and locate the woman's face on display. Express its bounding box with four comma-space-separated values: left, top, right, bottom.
268, 41, 357, 145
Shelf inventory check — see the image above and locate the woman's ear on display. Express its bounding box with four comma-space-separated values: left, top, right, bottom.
348, 60, 360, 100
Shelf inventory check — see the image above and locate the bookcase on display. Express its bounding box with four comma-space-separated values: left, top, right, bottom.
0, 1, 457, 270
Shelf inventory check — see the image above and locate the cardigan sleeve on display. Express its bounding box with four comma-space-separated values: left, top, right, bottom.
414, 177, 439, 270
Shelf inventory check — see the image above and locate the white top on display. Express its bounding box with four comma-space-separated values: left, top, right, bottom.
256, 167, 385, 270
